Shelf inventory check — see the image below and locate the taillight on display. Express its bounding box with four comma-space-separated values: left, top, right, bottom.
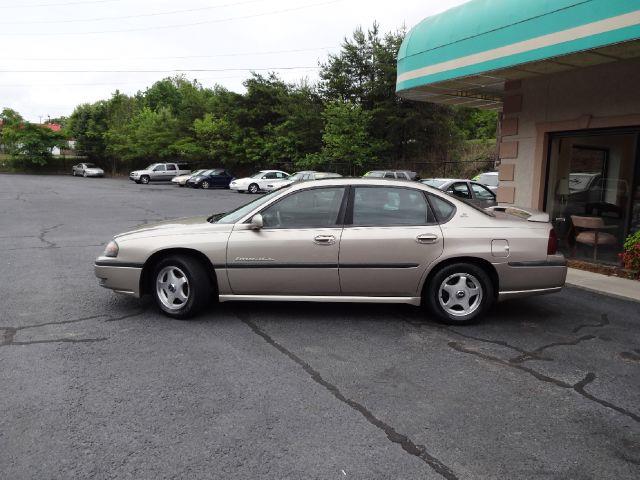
547, 228, 558, 255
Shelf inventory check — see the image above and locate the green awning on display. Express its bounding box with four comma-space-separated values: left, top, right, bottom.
396, 0, 640, 109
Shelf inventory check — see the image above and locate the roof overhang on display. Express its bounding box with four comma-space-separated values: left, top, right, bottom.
396, 0, 640, 109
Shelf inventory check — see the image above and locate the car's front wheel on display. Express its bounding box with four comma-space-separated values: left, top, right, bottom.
248, 183, 259, 194
140, 175, 150, 184
426, 263, 494, 325
201, 180, 210, 189
152, 255, 212, 319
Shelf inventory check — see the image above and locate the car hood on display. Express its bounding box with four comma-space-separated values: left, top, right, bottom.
114, 216, 232, 240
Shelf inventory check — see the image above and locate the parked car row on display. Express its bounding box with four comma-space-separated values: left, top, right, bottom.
122, 163, 500, 207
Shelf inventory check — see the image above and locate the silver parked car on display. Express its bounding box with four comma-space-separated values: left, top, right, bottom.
72, 163, 104, 177
94, 178, 566, 324
263, 171, 342, 192
421, 178, 497, 208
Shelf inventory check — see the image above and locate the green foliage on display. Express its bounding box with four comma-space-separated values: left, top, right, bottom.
1, 108, 65, 167
313, 100, 383, 172
621, 231, 640, 275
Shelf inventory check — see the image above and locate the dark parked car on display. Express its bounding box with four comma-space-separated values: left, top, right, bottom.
186, 169, 234, 189
421, 178, 497, 208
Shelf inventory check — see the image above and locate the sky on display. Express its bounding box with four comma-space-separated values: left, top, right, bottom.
0, 0, 470, 122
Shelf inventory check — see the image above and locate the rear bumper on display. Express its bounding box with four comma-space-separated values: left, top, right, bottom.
94, 261, 142, 297
495, 255, 567, 301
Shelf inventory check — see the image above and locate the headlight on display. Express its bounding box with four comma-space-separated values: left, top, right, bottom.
103, 240, 119, 258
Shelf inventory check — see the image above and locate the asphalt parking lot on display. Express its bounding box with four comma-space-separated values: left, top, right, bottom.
1, 173, 639, 479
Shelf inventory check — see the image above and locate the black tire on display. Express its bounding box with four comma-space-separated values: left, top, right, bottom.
425, 262, 494, 325
83, 171, 87, 178
72, 171, 76, 176
152, 255, 212, 319
201, 180, 210, 189
248, 183, 259, 194
140, 175, 150, 184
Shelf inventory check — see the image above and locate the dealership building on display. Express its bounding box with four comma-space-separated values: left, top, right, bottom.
397, 0, 640, 265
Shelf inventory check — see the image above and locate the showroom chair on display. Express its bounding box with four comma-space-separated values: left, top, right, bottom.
570, 215, 618, 261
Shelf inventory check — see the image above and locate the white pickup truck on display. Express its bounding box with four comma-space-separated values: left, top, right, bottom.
129, 163, 191, 184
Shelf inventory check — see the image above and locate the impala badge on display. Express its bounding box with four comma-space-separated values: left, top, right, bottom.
235, 257, 275, 262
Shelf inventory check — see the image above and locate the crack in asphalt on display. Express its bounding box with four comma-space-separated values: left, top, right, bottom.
2, 243, 104, 252
448, 341, 640, 423
508, 335, 597, 364
573, 313, 609, 333
0, 310, 147, 348
37, 223, 63, 248
11, 337, 108, 346
239, 314, 459, 480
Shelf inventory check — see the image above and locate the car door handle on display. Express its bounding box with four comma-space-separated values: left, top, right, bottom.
314, 235, 336, 245
416, 234, 439, 244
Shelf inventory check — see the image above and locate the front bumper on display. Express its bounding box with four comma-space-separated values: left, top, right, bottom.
85, 171, 104, 177
94, 260, 143, 297
229, 184, 246, 191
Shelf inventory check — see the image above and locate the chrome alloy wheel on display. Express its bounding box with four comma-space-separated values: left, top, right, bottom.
438, 272, 483, 317
156, 266, 190, 310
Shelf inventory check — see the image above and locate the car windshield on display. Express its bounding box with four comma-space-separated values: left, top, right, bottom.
145, 163, 159, 170
422, 179, 447, 188
190, 169, 205, 176
84, 163, 97, 168
208, 187, 291, 224
250, 171, 267, 178
364, 171, 384, 178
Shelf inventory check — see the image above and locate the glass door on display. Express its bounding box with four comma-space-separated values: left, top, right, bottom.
545, 128, 639, 264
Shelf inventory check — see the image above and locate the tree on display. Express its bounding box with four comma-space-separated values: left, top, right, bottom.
304, 100, 382, 174
1, 108, 65, 167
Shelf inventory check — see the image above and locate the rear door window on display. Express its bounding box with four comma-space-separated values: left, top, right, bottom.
351, 187, 436, 226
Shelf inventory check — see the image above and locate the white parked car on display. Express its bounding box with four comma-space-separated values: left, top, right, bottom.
229, 170, 290, 194
474, 171, 499, 192
72, 163, 104, 177
172, 169, 206, 187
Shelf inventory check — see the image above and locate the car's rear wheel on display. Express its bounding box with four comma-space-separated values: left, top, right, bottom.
140, 175, 150, 184
153, 255, 211, 319
201, 180, 210, 189
248, 183, 259, 194
426, 263, 494, 325
83, 171, 87, 177
72, 170, 76, 176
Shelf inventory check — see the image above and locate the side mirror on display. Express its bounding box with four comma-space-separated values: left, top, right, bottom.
250, 214, 263, 230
